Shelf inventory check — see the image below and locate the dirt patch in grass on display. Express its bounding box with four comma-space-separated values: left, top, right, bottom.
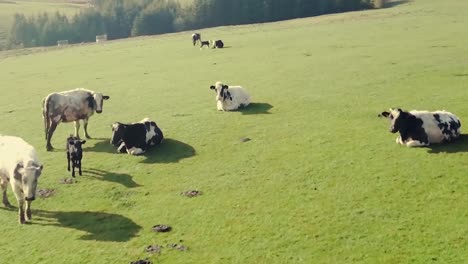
181, 190, 203, 197
145, 245, 162, 254
59, 178, 77, 184
130, 259, 152, 264
167, 243, 188, 251
37, 188, 55, 198
152, 224, 172, 233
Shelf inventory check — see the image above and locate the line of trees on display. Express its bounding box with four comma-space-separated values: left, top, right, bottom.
5, 0, 377, 49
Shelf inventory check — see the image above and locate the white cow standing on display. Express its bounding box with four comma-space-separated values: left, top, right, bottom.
42, 88, 110, 151
0, 135, 43, 224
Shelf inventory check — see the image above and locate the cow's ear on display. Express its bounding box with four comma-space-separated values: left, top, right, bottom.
68, 140, 75, 145
103, 95, 110, 100
223, 85, 229, 89
81, 140, 86, 145
210, 85, 216, 90
379, 111, 390, 118
14, 163, 24, 180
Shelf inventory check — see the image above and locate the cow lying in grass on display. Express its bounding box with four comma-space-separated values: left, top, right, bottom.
0, 135, 43, 224
379, 108, 461, 147
110, 118, 164, 155
211, 40, 224, 48
66, 136, 85, 177
210, 81, 250, 111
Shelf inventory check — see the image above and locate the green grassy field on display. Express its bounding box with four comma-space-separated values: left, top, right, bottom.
0, 0, 82, 49
0, 0, 467, 263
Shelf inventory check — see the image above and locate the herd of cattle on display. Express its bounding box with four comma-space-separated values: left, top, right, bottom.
0, 32, 464, 225
191, 33, 224, 49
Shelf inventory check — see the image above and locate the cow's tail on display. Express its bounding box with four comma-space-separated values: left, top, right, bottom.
42, 95, 51, 140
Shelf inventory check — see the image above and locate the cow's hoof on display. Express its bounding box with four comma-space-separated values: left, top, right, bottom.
3, 202, 12, 208
85, 135, 92, 139
19, 216, 25, 224
46, 146, 54, 151
26, 210, 32, 221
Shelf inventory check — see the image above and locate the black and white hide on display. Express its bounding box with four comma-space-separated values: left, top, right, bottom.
378, 108, 461, 147
110, 118, 164, 155
211, 40, 224, 48
66, 136, 85, 177
192, 33, 201, 46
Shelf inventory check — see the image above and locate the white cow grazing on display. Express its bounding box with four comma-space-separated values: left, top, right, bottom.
210, 81, 250, 111
0, 136, 43, 224
42, 88, 110, 151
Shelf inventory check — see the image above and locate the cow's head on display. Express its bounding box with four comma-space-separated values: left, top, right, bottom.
210, 82, 232, 102
67, 137, 86, 157
93, 93, 110, 114
110, 122, 125, 146
15, 162, 43, 202
379, 108, 416, 133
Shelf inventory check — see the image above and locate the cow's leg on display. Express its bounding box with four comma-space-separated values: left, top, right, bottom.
67, 152, 71, 171
46, 121, 58, 151
83, 118, 91, 139
1, 178, 11, 207
406, 140, 428, 147
78, 160, 82, 176
395, 136, 404, 145
25, 200, 32, 221
74, 120, 81, 139
117, 142, 127, 153
71, 160, 76, 178
12, 184, 25, 224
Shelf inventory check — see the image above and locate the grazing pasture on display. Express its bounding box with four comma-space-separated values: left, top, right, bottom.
0, 0, 467, 263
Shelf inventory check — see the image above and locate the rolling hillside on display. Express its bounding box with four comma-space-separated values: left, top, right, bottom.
0, 0, 467, 263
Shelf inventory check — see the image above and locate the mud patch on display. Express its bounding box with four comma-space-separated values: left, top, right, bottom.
181, 190, 203, 198
37, 188, 55, 198
145, 245, 162, 254
130, 259, 152, 264
152, 224, 172, 233
167, 243, 188, 251
59, 178, 76, 184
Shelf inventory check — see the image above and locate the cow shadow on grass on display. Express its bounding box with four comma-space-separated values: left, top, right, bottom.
239, 103, 273, 115
385, 0, 410, 8
83, 168, 141, 188
83, 139, 115, 153
141, 138, 195, 164
427, 134, 468, 154
35, 210, 141, 242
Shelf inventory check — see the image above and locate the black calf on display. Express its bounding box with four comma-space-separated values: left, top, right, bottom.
66, 136, 86, 177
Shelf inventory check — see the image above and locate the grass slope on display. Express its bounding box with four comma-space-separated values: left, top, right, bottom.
0, 0, 82, 49
0, 0, 467, 263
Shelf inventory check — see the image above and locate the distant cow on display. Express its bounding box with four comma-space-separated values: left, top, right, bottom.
0, 135, 43, 224
66, 136, 86, 177
42, 88, 110, 151
200, 40, 210, 48
192, 33, 201, 46
110, 118, 164, 155
210, 81, 250, 111
211, 40, 224, 49
379, 108, 461, 147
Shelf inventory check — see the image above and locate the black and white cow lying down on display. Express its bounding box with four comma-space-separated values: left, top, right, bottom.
379, 108, 461, 147
110, 118, 164, 155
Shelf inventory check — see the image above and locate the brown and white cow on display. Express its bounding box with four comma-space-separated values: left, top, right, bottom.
42, 88, 110, 151
0, 135, 43, 224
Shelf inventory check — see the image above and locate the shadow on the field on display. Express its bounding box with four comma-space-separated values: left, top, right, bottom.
385, 0, 410, 8
83, 139, 115, 153
35, 210, 141, 242
427, 134, 468, 154
239, 103, 273, 115
83, 168, 141, 188
141, 138, 195, 164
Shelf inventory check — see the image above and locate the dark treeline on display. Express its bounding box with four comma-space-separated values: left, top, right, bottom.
6, 0, 376, 49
